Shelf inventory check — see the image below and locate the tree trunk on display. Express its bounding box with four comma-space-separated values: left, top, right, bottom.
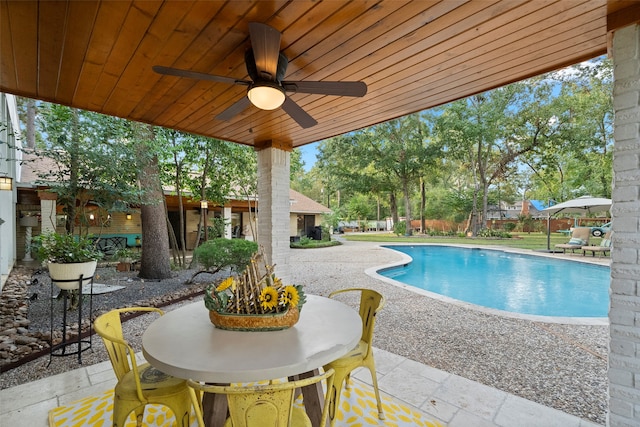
165, 199, 182, 268
26, 99, 36, 148
376, 195, 381, 230
470, 184, 479, 237
420, 177, 426, 234
481, 181, 490, 231
65, 110, 80, 235
390, 192, 399, 225
464, 211, 473, 234
402, 178, 412, 235
135, 124, 172, 280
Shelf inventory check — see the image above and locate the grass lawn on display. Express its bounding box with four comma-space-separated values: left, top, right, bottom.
340, 231, 586, 251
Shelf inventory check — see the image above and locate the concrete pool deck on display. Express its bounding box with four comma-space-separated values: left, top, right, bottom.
0, 238, 609, 425
0, 346, 600, 427
289, 239, 609, 424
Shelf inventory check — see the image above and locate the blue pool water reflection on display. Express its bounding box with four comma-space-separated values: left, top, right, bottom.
379, 246, 610, 317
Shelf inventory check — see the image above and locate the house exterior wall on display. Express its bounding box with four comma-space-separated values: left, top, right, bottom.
290, 215, 297, 237
609, 22, 640, 427
0, 94, 19, 290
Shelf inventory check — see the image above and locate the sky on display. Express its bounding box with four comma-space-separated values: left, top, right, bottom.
297, 142, 319, 171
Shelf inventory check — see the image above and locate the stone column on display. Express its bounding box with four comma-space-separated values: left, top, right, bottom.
609, 22, 640, 427
256, 141, 291, 282
38, 191, 57, 234
223, 206, 232, 239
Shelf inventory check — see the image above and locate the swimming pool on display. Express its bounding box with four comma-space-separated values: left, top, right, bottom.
378, 245, 610, 318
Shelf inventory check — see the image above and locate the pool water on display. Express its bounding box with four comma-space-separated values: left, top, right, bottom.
379, 246, 610, 317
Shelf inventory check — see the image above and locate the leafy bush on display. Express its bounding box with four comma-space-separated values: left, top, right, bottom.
113, 248, 139, 262
517, 214, 535, 233
476, 228, 512, 238
192, 238, 258, 274
503, 222, 517, 232
290, 238, 341, 249
321, 226, 331, 242
298, 236, 313, 246
393, 221, 407, 236
425, 228, 458, 237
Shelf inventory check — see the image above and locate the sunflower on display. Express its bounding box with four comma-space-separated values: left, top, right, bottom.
216, 277, 235, 292
259, 287, 279, 311
280, 285, 300, 307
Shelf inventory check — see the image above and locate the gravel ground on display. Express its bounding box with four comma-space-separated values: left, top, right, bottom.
0, 239, 608, 425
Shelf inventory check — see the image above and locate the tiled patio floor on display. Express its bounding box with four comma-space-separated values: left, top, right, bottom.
0, 347, 600, 427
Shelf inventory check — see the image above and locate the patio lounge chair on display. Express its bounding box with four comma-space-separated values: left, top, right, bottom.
582, 231, 612, 257
555, 227, 591, 254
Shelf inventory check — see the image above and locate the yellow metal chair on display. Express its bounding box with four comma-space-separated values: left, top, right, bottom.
323, 288, 385, 426
187, 368, 335, 427
94, 307, 199, 427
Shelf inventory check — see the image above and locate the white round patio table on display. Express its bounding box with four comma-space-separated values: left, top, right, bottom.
142, 294, 362, 427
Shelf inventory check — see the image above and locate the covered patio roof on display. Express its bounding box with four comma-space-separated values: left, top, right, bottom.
1, 1, 637, 149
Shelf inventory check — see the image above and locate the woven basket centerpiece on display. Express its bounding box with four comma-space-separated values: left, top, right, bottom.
204, 251, 305, 331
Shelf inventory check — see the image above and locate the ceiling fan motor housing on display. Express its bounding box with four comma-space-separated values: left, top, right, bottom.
245, 49, 289, 82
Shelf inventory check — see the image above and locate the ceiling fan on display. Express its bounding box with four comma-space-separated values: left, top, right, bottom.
153, 22, 367, 129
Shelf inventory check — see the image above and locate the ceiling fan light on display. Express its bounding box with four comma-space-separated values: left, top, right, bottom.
247, 83, 285, 110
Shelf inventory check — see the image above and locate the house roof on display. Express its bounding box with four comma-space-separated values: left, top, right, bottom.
18, 150, 330, 214
529, 200, 549, 212
289, 189, 330, 215
16, 151, 61, 187
1, 1, 636, 150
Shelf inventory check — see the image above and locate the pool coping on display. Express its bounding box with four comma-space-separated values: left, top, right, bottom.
365, 243, 610, 326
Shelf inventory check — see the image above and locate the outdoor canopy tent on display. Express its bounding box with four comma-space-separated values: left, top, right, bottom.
541, 195, 612, 215
540, 195, 612, 251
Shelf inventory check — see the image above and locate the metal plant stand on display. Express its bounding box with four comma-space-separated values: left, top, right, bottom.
49, 275, 94, 365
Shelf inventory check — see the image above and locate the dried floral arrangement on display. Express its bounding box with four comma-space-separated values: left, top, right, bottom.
204, 250, 306, 316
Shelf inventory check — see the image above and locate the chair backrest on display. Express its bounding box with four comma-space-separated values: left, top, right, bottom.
569, 227, 591, 245
328, 288, 385, 352
601, 231, 612, 247
94, 307, 163, 381
188, 369, 335, 427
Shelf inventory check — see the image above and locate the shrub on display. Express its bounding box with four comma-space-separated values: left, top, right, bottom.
476, 228, 512, 238
321, 226, 331, 242
503, 222, 517, 232
298, 236, 313, 246
393, 221, 407, 236
192, 238, 258, 274
113, 248, 139, 262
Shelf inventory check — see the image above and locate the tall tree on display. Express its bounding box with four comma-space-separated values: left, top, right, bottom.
317, 114, 438, 230
433, 79, 570, 234
133, 123, 172, 279
34, 103, 140, 235
156, 128, 194, 266
522, 59, 613, 201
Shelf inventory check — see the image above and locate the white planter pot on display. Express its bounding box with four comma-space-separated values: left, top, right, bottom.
48, 261, 97, 290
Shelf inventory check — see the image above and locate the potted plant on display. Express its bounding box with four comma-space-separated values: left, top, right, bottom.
204, 250, 306, 331
32, 232, 103, 290
113, 248, 139, 272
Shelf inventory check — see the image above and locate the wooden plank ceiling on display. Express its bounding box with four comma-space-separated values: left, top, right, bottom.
0, 1, 636, 149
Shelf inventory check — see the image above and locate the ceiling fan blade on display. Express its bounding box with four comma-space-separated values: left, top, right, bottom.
153, 65, 250, 86
248, 22, 281, 80
282, 80, 367, 97
281, 97, 317, 128
215, 96, 251, 121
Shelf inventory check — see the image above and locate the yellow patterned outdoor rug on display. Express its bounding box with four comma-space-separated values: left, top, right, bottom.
49, 379, 442, 427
